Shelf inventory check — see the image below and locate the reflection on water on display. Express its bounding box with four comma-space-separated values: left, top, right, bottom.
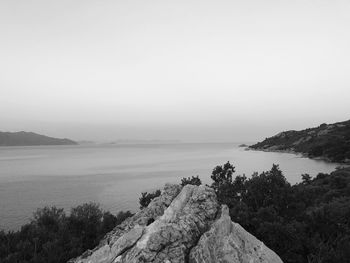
0, 143, 340, 230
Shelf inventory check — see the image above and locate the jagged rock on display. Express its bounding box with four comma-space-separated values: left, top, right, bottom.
118, 184, 219, 262
69, 184, 182, 263
69, 184, 283, 263
189, 205, 283, 263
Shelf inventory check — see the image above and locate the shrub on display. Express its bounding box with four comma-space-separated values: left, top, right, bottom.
180, 175, 202, 186
139, 190, 161, 209
211, 162, 350, 263
0, 204, 133, 263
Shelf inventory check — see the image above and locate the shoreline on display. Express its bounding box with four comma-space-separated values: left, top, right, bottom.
246, 147, 350, 166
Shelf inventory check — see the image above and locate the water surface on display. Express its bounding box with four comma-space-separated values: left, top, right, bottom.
0, 143, 340, 230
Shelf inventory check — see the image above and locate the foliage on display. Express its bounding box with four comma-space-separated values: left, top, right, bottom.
180, 175, 202, 186
211, 161, 235, 190
139, 190, 161, 209
250, 119, 350, 163
2, 162, 350, 263
210, 161, 238, 205
0, 203, 133, 263
301, 173, 312, 184
211, 162, 350, 263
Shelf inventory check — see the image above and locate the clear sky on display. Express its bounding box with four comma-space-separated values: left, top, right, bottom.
1, 0, 349, 142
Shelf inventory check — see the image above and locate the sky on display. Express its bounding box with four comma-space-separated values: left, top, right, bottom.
0, 0, 349, 142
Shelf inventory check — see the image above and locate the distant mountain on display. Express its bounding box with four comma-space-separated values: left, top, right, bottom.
109, 139, 182, 144
250, 120, 350, 163
0, 131, 77, 146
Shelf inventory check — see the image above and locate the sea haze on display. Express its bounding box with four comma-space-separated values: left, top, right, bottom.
0, 142, 340, 231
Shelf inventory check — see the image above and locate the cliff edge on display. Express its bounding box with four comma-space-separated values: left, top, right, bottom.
68, 184, 282, 263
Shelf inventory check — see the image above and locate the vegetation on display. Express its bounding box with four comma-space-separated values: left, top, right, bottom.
250, 119, 350, 163
211, 161, 350, 263
0, 203, 132, 263
180, 175, 202, 186
1, 162, 349, 263
139, 176, 202, 209
139, 190, 161, 209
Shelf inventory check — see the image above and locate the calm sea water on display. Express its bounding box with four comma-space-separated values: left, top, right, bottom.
0, 143, 340, 231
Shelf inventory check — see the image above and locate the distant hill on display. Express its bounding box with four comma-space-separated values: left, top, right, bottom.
0, 131, 77, 146
250, 120, 350, 163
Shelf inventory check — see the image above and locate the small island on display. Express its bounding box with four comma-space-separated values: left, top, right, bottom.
0, 131, 77, 146
250, 119, 350, 163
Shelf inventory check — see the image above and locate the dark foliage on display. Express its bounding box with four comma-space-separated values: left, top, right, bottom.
210, 161, 237, 205
180, 175, 202, 186
211, 162, 350, 263
0, 203, 133, 263
250, 119, 350, 163
139, 190, 161, 209
2, 163, 350, 263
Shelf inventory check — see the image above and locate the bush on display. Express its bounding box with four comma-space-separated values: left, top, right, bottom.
0, 204, 133, 263
180, 175, 202, 186
139, 190, 161, 209
210, 161, 237, 205
211, 162, 350, 263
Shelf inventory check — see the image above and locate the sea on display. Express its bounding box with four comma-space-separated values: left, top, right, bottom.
0, 142, 341, 231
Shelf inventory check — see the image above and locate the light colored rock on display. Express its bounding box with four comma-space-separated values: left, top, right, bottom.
69, 184, 283, 263
68, 184, 182, 263
189, 205, 283, 263
110, 225, 144, 259
119, 184, 219, 263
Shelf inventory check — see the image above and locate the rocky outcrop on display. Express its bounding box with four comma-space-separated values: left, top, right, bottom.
69, 184, 283, 263
189, 206, 282, 263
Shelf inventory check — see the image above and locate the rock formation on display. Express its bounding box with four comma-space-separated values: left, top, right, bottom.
69, 184, 283, 263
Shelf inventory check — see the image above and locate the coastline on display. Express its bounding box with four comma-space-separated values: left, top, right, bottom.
246, 146, 350, 166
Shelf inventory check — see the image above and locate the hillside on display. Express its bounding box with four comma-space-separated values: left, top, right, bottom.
250, 120, 350, 163
0, 131, 77, 146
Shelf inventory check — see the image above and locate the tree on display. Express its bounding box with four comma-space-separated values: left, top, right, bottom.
68, 203, 104, 249
32, 206, 65, 232
210, 161, 236, 205
301, 173, 312, 184
0, 203, 132, 263
244, 164, 291, 212
211, 161, 235, 190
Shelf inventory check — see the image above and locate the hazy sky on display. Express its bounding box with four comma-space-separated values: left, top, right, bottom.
1, 0, 349, 142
